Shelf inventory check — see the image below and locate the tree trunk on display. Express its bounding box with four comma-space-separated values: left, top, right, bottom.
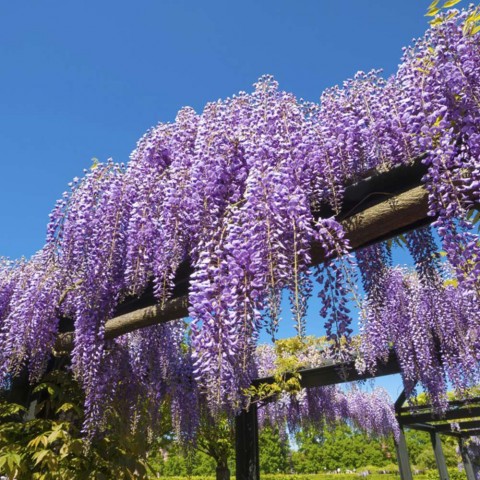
216, 465, 230, 480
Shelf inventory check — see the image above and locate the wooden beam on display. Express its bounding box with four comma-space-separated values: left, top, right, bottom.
395, 389, 409, 413
459, 429, 480, 437
398, 406, 480, 425
406, 420, 480, 438
404, 423, 436, 433
398, 397, 480, 414
459, 437, 477, 480
55, 181, 432, 351
318, 185, 429, 261
432, 420, 480, 433
253, 350, 400, 390
55, 296, 189, 351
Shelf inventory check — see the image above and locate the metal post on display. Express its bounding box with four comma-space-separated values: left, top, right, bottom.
430, 431, 449, 480
395, 426, 413, 480
235, 403, 259, 480
458, 437, 476, 480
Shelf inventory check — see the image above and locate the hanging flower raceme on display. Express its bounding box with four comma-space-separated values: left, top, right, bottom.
339, 388, 400, 440
125, 107, 199, 301
112, 320, 197, 443
258, 384, 400, 441
0, 248, 64, 383
43, 161, 134, 432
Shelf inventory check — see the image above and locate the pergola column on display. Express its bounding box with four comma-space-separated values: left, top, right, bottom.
235, 403, 259, 480
458, 437, 476, 480
430, 431, 449, 480
395, 426, 413, 480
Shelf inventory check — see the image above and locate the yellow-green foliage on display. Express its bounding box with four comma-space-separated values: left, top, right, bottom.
0, 370, 153, 479
244, 336, 329, 403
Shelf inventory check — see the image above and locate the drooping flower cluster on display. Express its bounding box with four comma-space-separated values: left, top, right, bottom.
118, 321, 200, 444
256, 345, 399, 440
0, 7, 478, 430
358, 265, 480, 412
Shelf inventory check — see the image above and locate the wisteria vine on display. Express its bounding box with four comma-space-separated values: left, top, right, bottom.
0, 7, 479, 433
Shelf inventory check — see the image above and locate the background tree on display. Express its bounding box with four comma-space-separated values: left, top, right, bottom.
259, 426, 290, 474
292, 423, 396, 473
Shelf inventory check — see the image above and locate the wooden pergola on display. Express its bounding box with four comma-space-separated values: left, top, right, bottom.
395, 393, 480, 480
236, 351, 402, 480
238, 370, 480, 480
38, 158, 479, 478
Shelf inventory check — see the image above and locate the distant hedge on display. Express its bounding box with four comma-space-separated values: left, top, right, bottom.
153, 469, 471, 480
151, 473, 429, 480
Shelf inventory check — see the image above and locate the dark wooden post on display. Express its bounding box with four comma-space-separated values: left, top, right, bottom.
235, 404, 259, 480
430, 432, 449, 480
395, 427, 413, 480
458, 437, 476, 480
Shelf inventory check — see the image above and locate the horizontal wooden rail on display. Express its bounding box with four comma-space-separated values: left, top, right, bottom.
403, 421, 480, 437
458, 429, 480, 438
252, 350, 401, 390
55, 296, 189, 351
398, 406, 480, 425
433, 420, 480, 433
398, 397, 480, 414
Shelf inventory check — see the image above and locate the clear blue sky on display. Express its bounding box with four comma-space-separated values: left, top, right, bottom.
0, 0, 431, 259
0, 0, 434, 399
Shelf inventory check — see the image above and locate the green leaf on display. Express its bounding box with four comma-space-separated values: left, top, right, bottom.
33, 449, 50, 466
467, 12, 480, 22
426, 7, 441, 17
442, 0, 461, 7
47, 428, 65, 443
59, 443, 70, 458
393, 234, 408, 249
464, 8, 480, 35
3, 452, 22, 471
473, 210, 480, 227
32, 382, 49, 394
28, 434, 49, 449
69, 439, 84, 456
467, 209, 480, 226
56, 402, 75, 414
471, 24, 480, 35
0, 402, 26, 418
